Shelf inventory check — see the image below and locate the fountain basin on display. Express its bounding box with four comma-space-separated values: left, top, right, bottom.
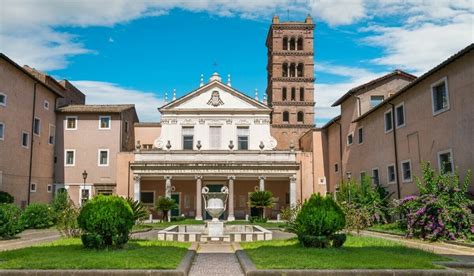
157, 224, 273, 242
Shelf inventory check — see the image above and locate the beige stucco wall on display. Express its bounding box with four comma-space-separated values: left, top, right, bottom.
0, 58, 58, 206
135, 124, 161, 148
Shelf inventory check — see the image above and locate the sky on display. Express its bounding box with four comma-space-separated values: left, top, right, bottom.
0, 0, 472, 125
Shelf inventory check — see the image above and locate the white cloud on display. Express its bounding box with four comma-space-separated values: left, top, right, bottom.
308, 0, 366, 26
72, 81, 163, 122
314, 63, 384, 123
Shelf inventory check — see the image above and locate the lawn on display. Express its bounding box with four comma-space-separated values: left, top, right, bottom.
368, 223, 406, 236
0, 239, 190, 269
226, 220, 286, 229
241, 235, 448, 269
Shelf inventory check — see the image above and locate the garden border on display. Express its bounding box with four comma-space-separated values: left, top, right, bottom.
0, 244, 197, 276
234, 244, 466, 276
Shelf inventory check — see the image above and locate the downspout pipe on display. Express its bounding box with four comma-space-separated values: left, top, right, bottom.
389, 102, 401, 200
27, 83, 38, 205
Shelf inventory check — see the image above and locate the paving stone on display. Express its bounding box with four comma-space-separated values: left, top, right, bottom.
189, 253, 243, 276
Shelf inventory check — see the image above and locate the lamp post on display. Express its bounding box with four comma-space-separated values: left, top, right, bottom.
82, 170, 88, 205
346, 171, 352, 203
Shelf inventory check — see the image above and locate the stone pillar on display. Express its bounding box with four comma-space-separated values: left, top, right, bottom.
164, 176, 172, 222
195, 176, 203, 220
133, 175, 141, 201
227, 175, 236, 221
289, 175, 297, 207
258, 176, 266, 191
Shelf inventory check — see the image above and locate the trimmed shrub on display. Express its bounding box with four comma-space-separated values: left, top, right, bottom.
20, 203, 55, 229
0, 191, 14, 204
0, 204, 23, 239
77, 195, 134, 249
290, 194, 346, 248
56, 193, 81, 238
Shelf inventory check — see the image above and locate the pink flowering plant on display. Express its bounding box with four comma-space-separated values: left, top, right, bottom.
395, 163, 473, 241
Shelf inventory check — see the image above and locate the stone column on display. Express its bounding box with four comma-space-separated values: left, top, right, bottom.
227, 175, 236, 221
133, 175, 141, 201
164, 176, 172, 222
195, 176, 203, 220
258, 176, 266, 191
289, 175, 297, 207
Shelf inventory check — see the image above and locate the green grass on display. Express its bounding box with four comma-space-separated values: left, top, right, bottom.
368, 223, 406, 236
140, 219, 286, 230
226, 220, 286, 229
241, 235, 448, 269
144, 219, 205, 229
0, 238, 190, 269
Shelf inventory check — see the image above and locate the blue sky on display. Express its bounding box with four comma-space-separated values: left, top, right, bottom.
1, 1, 472, 125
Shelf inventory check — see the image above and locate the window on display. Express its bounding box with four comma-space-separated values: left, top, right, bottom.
282, 63, 288, 77
143, 144, 153, 150
297, 63, 304, 77
395, 103, 405, 127
98, 149, 109, 166
65, 150, 75, 166
401, 160, 412, 182
33, 117, 41, 135
140, 191, 155, 204
372, 168, 380, 185
97, 190, 113, 196
47, 184, 52, 193
182, 127, 194, 150
358, 127, 364, 144
370, 95, 384, 107
209, 126, 221, 149
237, 126, 249, 150
48, 124, 55, 145
282, 87, 287, 101
66, 116, 77, 130
431, 77, 449, 115
384, 110, 393, 133
297, 37, 303, 50
283, 111, 289, 122
0, 93, 6, 106
99, 116, 111, 129
125, 121, 129, 133
387, 164, 396, 184
334, 163, 339, 173
80, 187, 90, 205
297, 111, 304, 122
283, 37, 288, 50
289, 37, 295, 50
289, 63, 296, 77
21, 131, 29, 148
347, 133, 353, 145
0, 122, 4, 140
438, 149, 453, 173
44, 100, 49, 110
291, 87, 296, 101
30, 183, 37, 193
360, 171, 366, 182
299, 87, 304, 101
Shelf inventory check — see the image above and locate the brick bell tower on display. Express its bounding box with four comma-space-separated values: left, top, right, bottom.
266, 15, 315, 150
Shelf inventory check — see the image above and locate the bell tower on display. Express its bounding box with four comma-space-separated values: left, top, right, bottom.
266, 15, 315, 150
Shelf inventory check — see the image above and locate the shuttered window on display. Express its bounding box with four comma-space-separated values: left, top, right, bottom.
209, 126, 221, 149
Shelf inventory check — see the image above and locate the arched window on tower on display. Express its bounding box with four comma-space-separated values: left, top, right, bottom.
297, 37, 303, 50
282, 63, 288, 77
299, 87, 304, 101
290, 63, 296, 77
283, 37, 288, 50
289, 37, 296, 50
297, 111, 304, 122
291, 87, 296, 101
282, 87, 287, 101
297, 63, 304, 77
283, 111, 289, 122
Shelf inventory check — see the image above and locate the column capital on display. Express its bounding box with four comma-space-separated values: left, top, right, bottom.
195, 175, 203, 180
258, 175, 266, 180
133, 175, 141, 182
164, 175, 172, 180
228, 175, 236, 180
290, 175, 297, 182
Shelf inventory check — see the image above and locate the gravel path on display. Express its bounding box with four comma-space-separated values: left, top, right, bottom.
189, 243, 244, 276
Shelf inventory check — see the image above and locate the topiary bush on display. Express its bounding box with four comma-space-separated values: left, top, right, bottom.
77, 195, 134, 249
0, 191, 14, 204
20, 203, 55, 229
0, 204, 23, 239
290, 193, 346, 248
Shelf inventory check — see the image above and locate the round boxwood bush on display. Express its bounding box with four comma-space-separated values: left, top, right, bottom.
20, 203, 55, 229
0, 204, 23, 239
291, 193, 346, 248
77, 195, 134, 249
0, 191, 14, 204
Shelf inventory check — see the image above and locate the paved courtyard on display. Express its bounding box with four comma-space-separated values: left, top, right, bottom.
189, 243, 243, 276
0, 229, 60, 252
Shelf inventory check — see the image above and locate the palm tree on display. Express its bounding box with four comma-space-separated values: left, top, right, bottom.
155, 196, 178, 222
126, 197, 149, 224
248, 191, 275, 219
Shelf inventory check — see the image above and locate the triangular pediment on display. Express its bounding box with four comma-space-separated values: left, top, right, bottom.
159, 81, 270, 113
